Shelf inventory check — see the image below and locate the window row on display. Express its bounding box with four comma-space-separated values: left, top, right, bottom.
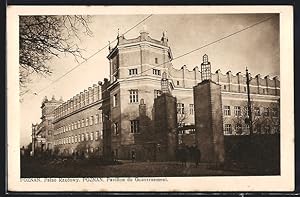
128, 68, 161, 76
55, 114, 102, 136
54, 131, 103, 145
223, 106, 279, 117
224, 123, 279, 135
177, 103, 194, 115
106, 120, 140, 135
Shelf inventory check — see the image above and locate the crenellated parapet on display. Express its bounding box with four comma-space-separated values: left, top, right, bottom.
165, 53, 280, 97
212, 69, 280, 96
168, 64, 203, 88
53, 81, 104, 121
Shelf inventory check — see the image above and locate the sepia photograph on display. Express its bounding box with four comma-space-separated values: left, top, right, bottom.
7, 6, 294, 192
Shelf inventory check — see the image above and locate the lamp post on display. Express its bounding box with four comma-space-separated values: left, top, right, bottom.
245, 67, 253, 135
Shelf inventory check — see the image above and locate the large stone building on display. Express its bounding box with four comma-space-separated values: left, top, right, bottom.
52, 82, 106, 158
31, 28, 280, 161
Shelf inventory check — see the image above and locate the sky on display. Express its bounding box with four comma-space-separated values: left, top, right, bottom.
20, 14, 279, 147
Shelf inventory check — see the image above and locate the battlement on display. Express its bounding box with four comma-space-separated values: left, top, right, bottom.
53, 81, 103, 121
212, 69, 280, 96
167, 63, 279, 96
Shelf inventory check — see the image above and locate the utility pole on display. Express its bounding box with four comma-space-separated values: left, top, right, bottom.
246, 67, 253, 135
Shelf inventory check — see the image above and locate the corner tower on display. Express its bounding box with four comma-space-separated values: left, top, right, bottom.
107, 27, 173, 82
106, 28, 173, 160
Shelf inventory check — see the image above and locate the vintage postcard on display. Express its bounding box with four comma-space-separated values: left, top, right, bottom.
7, 5, 294, 192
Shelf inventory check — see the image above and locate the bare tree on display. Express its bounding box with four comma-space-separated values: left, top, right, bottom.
19, 15, 93, 96
177, 108, 190, 128
225, 100, 280, 135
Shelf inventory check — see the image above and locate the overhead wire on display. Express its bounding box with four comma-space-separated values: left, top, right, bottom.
123, 15, 274, 81
25, 14, 153, 97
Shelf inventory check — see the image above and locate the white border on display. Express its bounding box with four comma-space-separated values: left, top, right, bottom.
7, 6, 294, 192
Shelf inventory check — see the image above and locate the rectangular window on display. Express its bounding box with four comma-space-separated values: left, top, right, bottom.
264, 107, 270, 116
75, 135, 77, 143
68, 136, 71, 144
153, 69, 161, 76
113, 122, 119, 135
129, 68, 138, 75
224, 124, 232, 135
113, 94, 118, 107
224, 106, 231, 116
235, 124, 242, 134
78, 120, 81, 129
95, 114, 99, 124
100, 130, 103, 139
130, 120, 140, 134
71, 136, 74, 144
265, 125, 271, 134
81, 119, 85, 127
90, 116, 94, 126
81, 133, 85, 141
99, 114, 102, 123
254, 107, 261, 116
95, 131, 99, 140
154, 90, 162, 99
90, 132, 94, 141
272, 108, 279, 117
189, 104, 194, 115
243, 106, 249, 117
178, 122, 185, 128
234, 106, 241, 116
85, 133, 89, 141
155, 57, 158, 64
86, 118, 89, 127
78, 134, 80, 142
177, 103, 184, 114
129, 90, 138, 103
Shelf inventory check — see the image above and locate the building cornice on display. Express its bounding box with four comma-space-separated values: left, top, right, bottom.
53, 100, 103, 124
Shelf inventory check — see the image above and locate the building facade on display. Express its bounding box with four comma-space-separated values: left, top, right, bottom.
31, 29, 280, 161
51, 82, 105, 158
